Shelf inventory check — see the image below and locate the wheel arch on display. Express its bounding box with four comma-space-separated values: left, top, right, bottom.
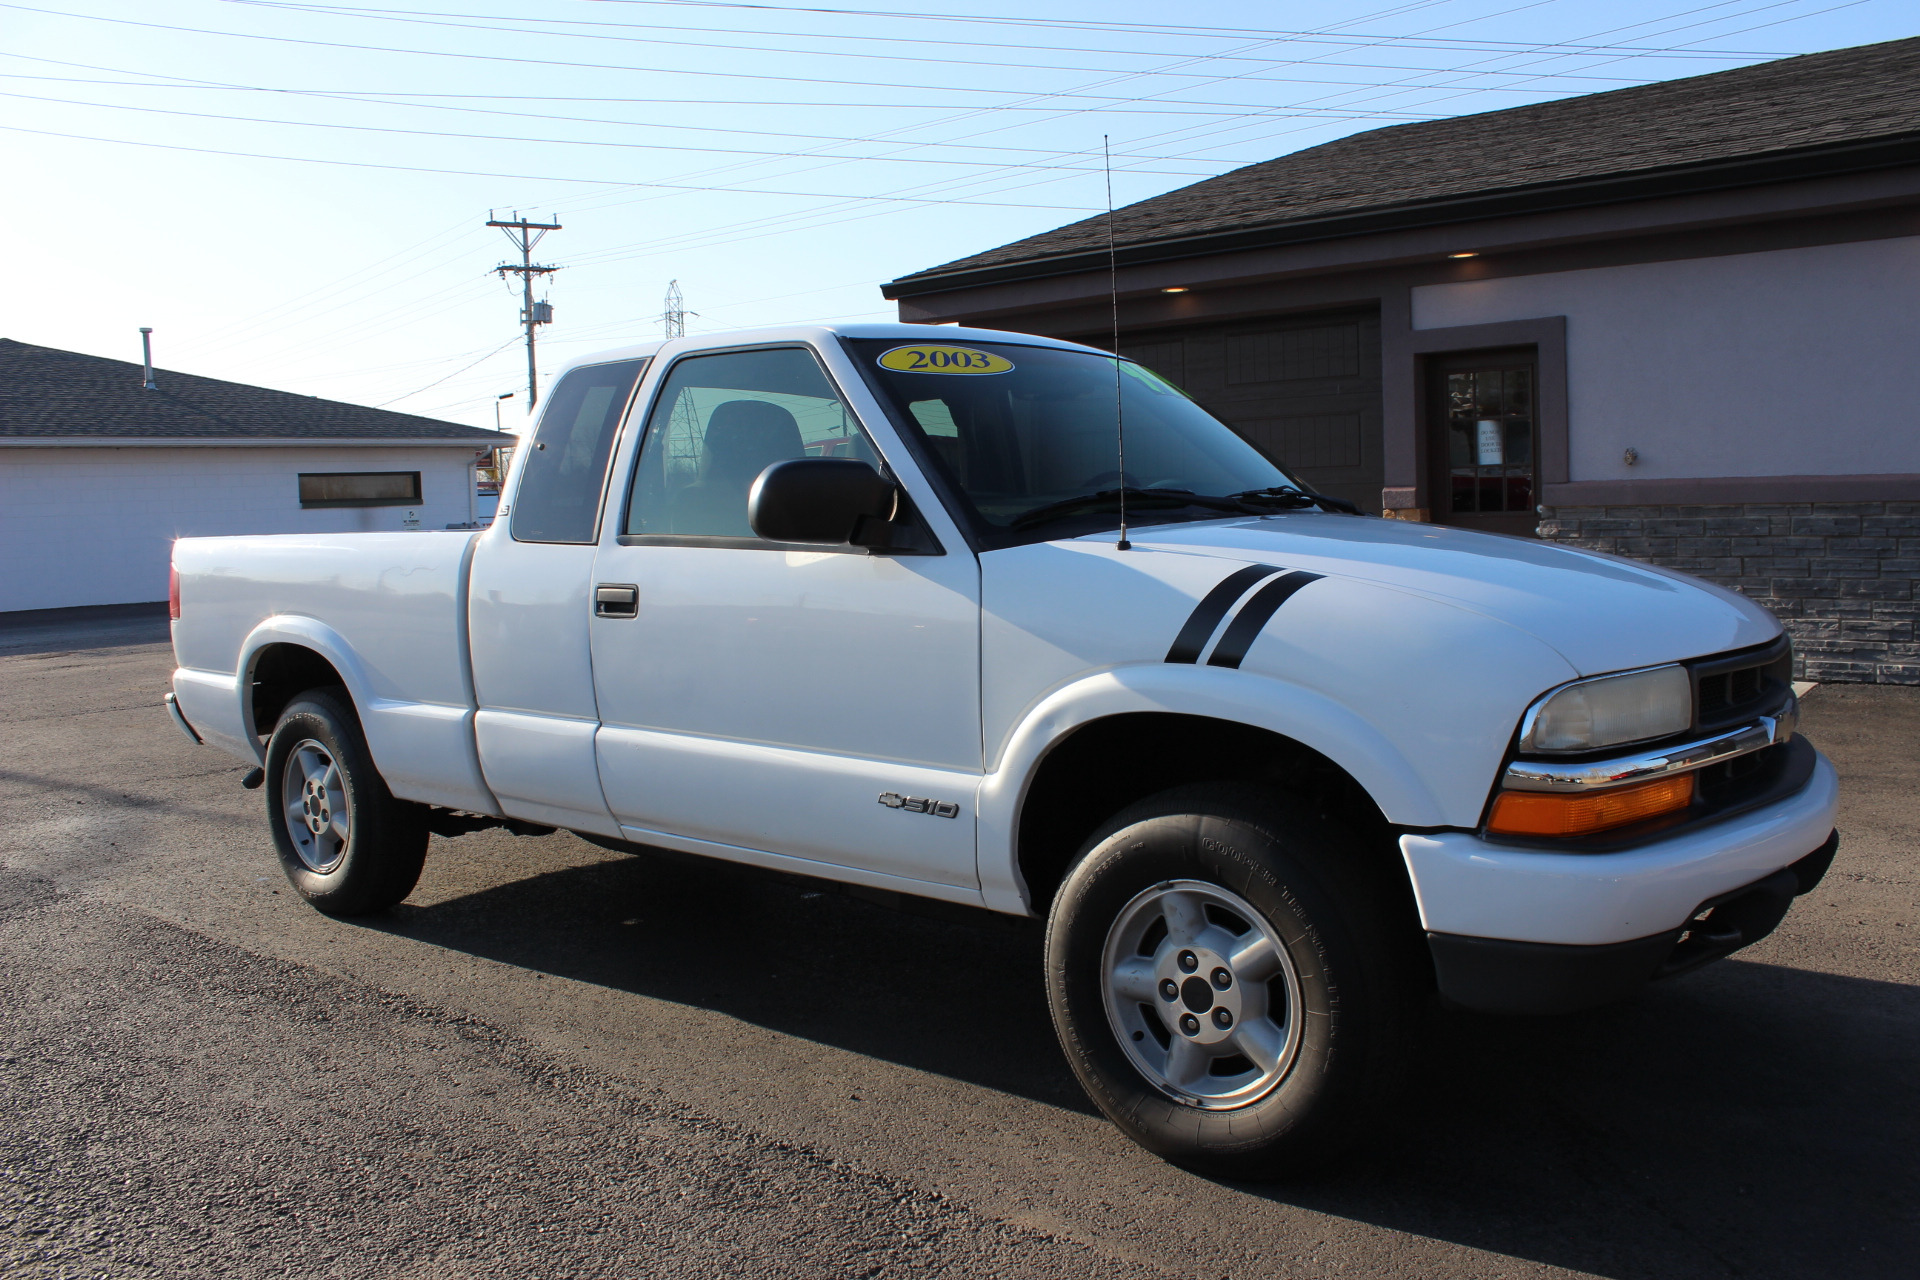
978, 666, 1445, 916
239, 616, 374, 745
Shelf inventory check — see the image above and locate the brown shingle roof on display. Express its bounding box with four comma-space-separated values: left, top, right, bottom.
0, 339, 501, 441
884, 35, 1920, 296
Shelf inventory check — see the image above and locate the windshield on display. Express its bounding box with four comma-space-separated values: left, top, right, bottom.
849, 338, 1298, 542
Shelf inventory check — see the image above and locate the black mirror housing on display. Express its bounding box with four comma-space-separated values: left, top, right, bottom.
748, 458, 896, 545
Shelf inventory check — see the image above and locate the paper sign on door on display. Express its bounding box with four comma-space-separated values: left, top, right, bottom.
1475, 419, 1504, 466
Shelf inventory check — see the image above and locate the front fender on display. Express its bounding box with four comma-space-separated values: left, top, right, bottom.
974, 570, 1583, 914
976, 664, 1446, 914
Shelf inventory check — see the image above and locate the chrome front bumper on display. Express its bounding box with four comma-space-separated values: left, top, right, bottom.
1402, 747, 1839, 947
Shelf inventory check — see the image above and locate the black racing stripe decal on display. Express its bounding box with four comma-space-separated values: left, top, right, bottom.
1164, 564, 1285, 664
1205, 571, 1325, 669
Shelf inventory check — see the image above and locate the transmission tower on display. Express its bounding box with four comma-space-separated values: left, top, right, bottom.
488, 212, 561, 412
663, 279, 686, 339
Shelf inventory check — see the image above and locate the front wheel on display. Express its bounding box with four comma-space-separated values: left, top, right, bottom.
265, 689, 427, 916
1044, 783, 1419, 1179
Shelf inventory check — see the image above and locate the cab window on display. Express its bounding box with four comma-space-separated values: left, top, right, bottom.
623, 346, 878, 539
510, 359, 647, 544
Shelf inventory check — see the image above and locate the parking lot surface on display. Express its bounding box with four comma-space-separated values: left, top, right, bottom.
2, 613, 1915, 1279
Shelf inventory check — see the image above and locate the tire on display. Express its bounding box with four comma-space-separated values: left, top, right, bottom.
1044, 782, 1419, 1179
265, 688, 428, 916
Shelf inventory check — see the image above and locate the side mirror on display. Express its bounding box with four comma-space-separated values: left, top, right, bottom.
748, 458, 896, 545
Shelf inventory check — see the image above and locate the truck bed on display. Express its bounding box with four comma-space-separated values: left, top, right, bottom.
170, 531, 495, 814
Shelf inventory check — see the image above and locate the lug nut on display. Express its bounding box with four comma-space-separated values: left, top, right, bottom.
1159, 979, 1178, 1001
1211, 967, 1232, 990
1179, 1013, 1200, 1036
1213, 1008, 1233, 1029
1178, 950, 1198, 973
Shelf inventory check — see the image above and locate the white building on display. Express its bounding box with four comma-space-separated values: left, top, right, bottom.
0, 338, 504, 614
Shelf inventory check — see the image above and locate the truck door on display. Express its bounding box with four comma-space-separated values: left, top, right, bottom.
587, 344, 981, 890
469, 358, 647, 836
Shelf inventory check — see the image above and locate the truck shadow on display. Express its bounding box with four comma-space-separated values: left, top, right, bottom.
369, 835, 1918, 1280
374, 834, 1092, 1113
1268, 959, 1919, 1278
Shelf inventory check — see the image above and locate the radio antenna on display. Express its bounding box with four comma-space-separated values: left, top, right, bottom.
1105, 135, 1130, 551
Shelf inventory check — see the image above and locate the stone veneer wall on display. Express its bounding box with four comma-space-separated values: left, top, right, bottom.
1536, 502, 1920, 685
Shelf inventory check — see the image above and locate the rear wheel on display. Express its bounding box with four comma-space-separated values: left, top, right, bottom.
265, 689, 427, 915
1044, 783, 1418, 1179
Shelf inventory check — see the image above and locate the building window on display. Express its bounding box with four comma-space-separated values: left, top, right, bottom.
298, 471, 422, 508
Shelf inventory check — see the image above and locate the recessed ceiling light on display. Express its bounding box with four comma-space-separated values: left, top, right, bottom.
1448, 252, 1479, 259
1160, 286, 1190, 293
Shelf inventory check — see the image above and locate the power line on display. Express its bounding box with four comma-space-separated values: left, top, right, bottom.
379, 335, 521, 408
206, 0, 1776, 86
224, 0, 1799, 58
0, 122, 1104, 209
545, 0, 1808, 270
0, 45, 1697, 97
516, 1, 1463, 240
0, 69, 1479, 127
0, 4, 1787, 105
605, 0, 1811, 60
172, 218, 479, 357
0, 0, 1804, 244
1150, 0, 1867, 160
0, 89, 1232, 175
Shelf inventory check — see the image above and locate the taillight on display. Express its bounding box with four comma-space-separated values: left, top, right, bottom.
169, 565, 181, 620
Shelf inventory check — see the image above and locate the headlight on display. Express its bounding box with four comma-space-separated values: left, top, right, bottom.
1518, 665, 1691, 754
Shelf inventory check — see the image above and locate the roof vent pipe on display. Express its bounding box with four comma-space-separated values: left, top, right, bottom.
139, 327, 157, 391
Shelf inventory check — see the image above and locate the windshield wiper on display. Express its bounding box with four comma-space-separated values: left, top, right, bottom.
1007, 487, 1251, 531
1227, 486, 1363, 515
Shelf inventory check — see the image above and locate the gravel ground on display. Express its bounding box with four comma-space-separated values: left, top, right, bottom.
0, 614, 1914, 1279
0, 898, 1121, 1280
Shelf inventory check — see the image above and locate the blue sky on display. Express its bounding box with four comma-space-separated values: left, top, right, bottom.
3, 0, 1911, 430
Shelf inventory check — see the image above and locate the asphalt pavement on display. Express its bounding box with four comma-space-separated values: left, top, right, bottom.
1, 611, 1914, 1279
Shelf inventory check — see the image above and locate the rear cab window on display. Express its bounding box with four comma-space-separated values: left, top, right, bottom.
510, 358, 649, 544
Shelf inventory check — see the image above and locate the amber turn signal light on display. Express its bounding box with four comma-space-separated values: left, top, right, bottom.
1487, 773, 1695, 838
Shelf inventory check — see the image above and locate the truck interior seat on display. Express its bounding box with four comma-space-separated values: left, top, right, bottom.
680, 399, 805, 535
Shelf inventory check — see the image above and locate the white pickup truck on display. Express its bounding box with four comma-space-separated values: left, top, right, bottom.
167, 323, 1838, 1177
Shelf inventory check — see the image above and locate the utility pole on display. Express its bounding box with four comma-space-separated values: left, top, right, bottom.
488, 212, 560, 412
663, 279, 686, 339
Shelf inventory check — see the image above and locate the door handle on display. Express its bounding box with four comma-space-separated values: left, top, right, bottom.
594, 583, 639, 619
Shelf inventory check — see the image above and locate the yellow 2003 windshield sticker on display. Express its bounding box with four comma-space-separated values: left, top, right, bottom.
878, 344, 1014, 375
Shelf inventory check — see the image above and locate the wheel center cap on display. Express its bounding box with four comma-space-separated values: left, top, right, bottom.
302, 780, 329, 832
1153, 946, 1244, 1046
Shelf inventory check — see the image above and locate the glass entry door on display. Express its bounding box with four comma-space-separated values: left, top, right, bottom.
1428, 349, 1538, 537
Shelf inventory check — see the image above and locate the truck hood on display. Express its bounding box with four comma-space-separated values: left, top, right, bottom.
1110, 513, 1780, 675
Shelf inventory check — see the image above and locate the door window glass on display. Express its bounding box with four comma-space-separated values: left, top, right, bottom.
624, 347, 878, 538
1443, 365, 1534, 515
511, 359, 647, 543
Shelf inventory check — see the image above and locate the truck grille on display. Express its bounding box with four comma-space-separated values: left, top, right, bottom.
1688, 637, 1793, 734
